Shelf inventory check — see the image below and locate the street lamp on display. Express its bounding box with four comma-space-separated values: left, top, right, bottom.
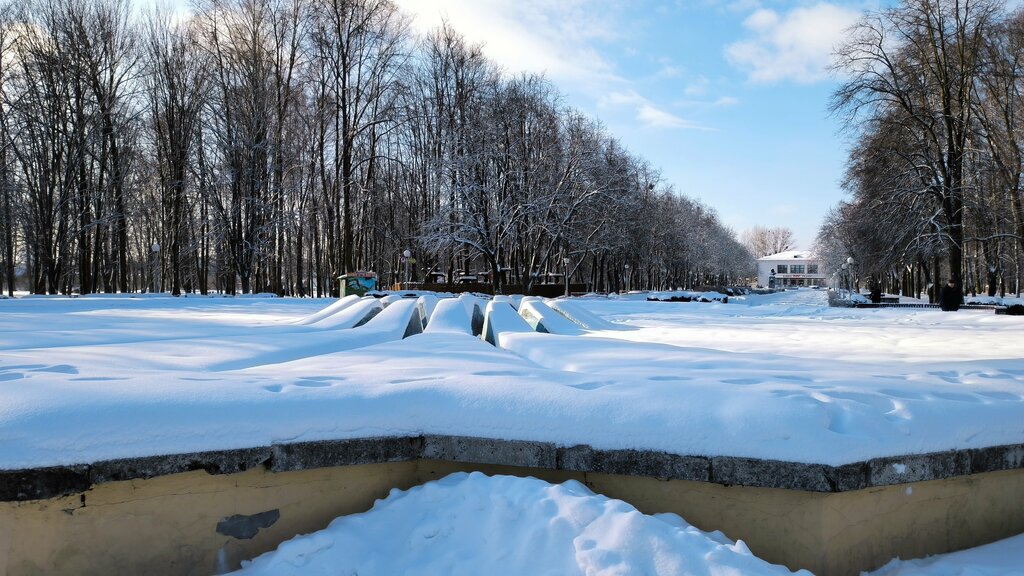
402, 249, 412, 288
624, 263, 631, 293
841, 263, 848, 297
966, 254, 975, 295
846, 256, 855, 295
151, 242, 161, 293
562, 257, 571, 297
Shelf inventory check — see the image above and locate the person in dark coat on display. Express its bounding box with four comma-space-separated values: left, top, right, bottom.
869, 282, 882, 304
939, 279, 963, 312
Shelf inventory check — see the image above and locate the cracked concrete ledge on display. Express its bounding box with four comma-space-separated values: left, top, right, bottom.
2, 436, 1023, 502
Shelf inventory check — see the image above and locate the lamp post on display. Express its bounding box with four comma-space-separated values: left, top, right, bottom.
846, 256, 855, 295
151, 242, 161, 293
966, 254, 975, 296
402, 249, 412, 288
841, 263, 848, 297
563, 256, 571, 297
624, 263, 630, 293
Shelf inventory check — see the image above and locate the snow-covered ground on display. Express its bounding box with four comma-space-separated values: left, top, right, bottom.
867, 532, 1024, 575
2, 289, 1022, 575
229, 471, 1023, 576
230, 471, 810, 576
1, 289, 1022, 469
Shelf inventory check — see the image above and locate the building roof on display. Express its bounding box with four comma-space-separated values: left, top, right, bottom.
757, 250, 816, 261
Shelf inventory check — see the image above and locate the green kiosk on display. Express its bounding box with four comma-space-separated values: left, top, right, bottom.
339, 271, 378, 297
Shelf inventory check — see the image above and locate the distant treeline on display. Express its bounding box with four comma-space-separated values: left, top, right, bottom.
821, 0, 1024, 300
0, 0, 752, 297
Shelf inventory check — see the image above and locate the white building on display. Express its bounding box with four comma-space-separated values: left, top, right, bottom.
756, 250, 827, 288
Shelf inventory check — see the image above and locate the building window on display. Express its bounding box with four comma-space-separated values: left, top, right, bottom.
808, 264, 818, 274
776, 265, 788, 274
791, 265, 805, 274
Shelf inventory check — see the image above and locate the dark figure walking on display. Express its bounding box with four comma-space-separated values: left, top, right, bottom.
939, 279, 963, 312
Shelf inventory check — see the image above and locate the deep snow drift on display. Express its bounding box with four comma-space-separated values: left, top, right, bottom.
1, 290, 1022, 469
231, 472, 810, 576
229, 472, 1023, 576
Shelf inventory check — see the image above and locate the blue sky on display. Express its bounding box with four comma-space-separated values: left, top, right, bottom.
395, 0, 879, 249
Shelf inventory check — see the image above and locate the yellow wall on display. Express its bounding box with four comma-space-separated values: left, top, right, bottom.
2, 461, 1022, 576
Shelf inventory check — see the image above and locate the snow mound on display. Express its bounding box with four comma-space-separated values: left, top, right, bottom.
424, 298, 473, 335
482, 300, 534, 346
491, 294, 524, 310
363, 298, 423, 338
549, 299, 624, 330
309, 297, 382, 329
458, 293, 484, 334
518, 299, 584, 335
295, 295, 360, 325
232, 472, 809, 576
416, 294, 440, 327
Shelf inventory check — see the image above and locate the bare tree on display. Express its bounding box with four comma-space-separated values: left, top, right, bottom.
741, 225, 794, 258
833, 0, 1001, 287
146, 12, 207, 295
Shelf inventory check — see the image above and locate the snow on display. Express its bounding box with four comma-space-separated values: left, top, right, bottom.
864, 532, 1024, 575
2, 290, 1023, 575
0, 289, 1022, 470
966, 295, 1024, 307
306, 296, 381, 329
294, 294, 360, 325
481, 300, 534, 345
423, 298, 473, 335
518, 299, 584, 335
230, 471, 1024, 575
757, 250, 814, 260
231, 471, 809, 576
548, 298, 625, 331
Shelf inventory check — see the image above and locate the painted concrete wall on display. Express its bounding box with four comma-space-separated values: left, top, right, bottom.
2, 460, 1022, 576
756, 256, 827, 288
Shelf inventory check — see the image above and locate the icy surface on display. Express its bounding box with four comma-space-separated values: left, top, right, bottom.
1, 290, 1023, 470
232, 472, 809, 576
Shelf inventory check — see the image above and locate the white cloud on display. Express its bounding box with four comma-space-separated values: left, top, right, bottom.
677, 76, 738, 108
675, 94, 740, 108
602, 90, 646, 107
637, 104, 709, 130
700, 0, 764, 13
724, 2, 860, 84
744, 8, 779, 31
393, 0, 625, 89
602, 90, 709, 130
657, 63, 684, 79
683, 76, 711, 97
396, 2, 710, 131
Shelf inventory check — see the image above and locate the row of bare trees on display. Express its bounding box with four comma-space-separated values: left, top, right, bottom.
0, 0, 752, 297
740, 226, 795, 259
821, 0, 1024, 299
